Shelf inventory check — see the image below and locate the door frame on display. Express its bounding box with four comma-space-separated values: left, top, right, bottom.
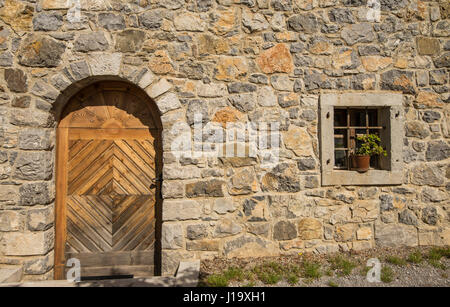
54, 81, 163, 280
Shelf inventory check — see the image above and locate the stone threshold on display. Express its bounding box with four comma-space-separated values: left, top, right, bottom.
0, 260, 200, 287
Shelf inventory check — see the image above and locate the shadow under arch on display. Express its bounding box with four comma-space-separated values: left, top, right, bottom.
53, 76, 163, 279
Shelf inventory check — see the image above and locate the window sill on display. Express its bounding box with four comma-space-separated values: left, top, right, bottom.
321, 170, 403, 186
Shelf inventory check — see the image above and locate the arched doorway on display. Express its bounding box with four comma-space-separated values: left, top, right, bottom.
54, 81, 162, 280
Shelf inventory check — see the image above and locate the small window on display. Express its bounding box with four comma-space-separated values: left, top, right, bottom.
333, 107, 386, 171
320, 92, 403, 186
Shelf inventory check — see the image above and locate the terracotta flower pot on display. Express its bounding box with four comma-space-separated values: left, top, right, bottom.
354, 155, 370, 172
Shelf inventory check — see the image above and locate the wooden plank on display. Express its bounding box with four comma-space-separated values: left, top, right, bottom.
74, 265, 155, 278
64, 250, 154, 267
68, 128, 154, 140
54, 127, 69, 280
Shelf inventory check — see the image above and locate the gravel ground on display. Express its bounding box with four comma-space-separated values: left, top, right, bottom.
200, 246, 450, 287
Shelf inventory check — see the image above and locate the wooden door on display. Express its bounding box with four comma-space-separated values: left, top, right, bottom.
54, 82, 162, 279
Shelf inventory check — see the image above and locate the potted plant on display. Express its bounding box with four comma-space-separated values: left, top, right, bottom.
353, 134, 387, 172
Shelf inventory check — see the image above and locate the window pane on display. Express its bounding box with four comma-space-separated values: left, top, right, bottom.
351, 109, 366, 127
334, 129, 347, 148
335, 150, 347, 169
368, 109, 378, 126
334, 109, 347, 126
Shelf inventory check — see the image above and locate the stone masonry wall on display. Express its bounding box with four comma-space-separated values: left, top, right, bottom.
0, 0, 448, 280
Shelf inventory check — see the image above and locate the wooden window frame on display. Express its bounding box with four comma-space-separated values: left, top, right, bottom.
320, 92, 404, 186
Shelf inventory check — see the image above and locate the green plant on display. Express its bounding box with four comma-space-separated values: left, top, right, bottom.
380, 266, 394, 283
328, 280, 339, 287
428, 259, 446, 270
428, 247, 450, 261
224, 267, 245, 281
287, 273, 299, 286
386, 255, 407, 266
330, 255, 357, 276
355, 134, 387, 156
302, 261, 322, 279
407, 251, 423, 264
205, 273, 229, 287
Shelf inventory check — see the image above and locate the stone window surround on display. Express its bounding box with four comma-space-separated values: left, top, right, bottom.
319, 92, 404, 186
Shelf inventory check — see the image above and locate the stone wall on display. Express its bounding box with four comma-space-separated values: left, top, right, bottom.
0, 0, 448, 280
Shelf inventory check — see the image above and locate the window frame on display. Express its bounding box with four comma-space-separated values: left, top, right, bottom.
319, 92, 404, 186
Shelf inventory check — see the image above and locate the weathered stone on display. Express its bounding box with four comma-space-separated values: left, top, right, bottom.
13, 152, 53, 181
341, 23, 375, 45
18, 35, 66, 67
115, 30, 145, 52
0, 0, 33, 31
273, 220, 297, 241
283, 125, 313, 157
156, 93, 182, 114
98, 13, 125, 30
287, 13, 319, 34
138, 10, 163, 29
243, 196, 269, 222
229, 167, 258, 195
174, 13, 207, 32
433, 20, 450, 37
398, 209, 418, 226
262, 163, 301, 192
1, 229, 53, 256
410, 165, 445, 187
0, 186, 19, 205
214, 56, 248, 81
228, 93, 256, 112
422, 187, 447, 203
27, 207, 53, 231
19, 182, 53, 206
405, 121, 430, 139
256, 43, 293, 74
271, 75, 294, 91
433, 52, 450, 68
4, 69, 27, 93
223, 235, 278, 258
163, 200, 202, 221
186, 179, 225, 197
422, 111, 441, 123
257, 86, 277, 107
211, 198, 234, 215
24, 253, 53, 275
186, 239, 220, 251
415, 91, 442, 108
422, 207, 439, 225
0, 52, 13, 67
186, 224, 208, 240
375, 222, 417, 247
332, 47, 361, 70
33, 12, 63, 31
335, 224, 356, 242
429, 69, 448, 85
228, 82, 257, 93
162, 223, 184, 249
242, 9, 269, 33
214, 218, 242, 237
416, 37, 440, 56
18, 129, 52, 150
247, 223, 270, 237
88, 53, 122, 76
329, 8, 355, 23
356, 227, 372, 240
361, 56, 392, 72
297, 156, 316, 171
212, 107, 244, 128
0, 211, 22, 231
426, 141, 450, 162
210, 7, 238, 35
74, 32, 109, 52
298, 218, 322, 240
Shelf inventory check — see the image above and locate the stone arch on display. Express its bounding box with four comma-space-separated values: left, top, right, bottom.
48, 54, 181, 279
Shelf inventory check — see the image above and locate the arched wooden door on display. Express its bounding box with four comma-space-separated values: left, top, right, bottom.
54, 81, 162, 280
